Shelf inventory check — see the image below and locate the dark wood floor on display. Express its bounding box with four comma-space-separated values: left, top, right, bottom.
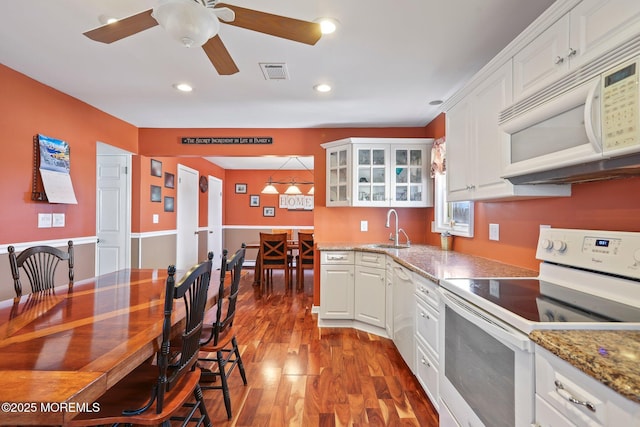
195, 268, 440, 427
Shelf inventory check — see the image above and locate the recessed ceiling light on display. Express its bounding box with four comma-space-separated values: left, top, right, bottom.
316, 18, 338, 35
174, 83, 193, 92
314, 83, 332, 93
429, 99, 443, 106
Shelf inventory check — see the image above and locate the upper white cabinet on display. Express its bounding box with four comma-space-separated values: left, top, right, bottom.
446, 61, 570, 201
322, 138, 434, 207
514, 0, 640, 101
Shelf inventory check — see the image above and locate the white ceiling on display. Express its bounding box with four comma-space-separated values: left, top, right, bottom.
0, 0, 556, 130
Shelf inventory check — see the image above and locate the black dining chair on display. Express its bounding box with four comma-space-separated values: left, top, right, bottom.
198, 244, 248, 420
8, 241, 74, 298
68, 253, 214, 427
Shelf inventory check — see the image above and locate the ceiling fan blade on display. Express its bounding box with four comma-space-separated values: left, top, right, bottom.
83, 9, 158, 44
202, 35, 239, 75
215, 3, 322, 45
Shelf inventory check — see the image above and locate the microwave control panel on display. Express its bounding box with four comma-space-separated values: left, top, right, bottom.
601, 58, 640, 153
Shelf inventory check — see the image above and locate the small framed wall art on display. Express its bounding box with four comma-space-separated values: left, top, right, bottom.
263, 206, 275, 217
151, 159, 162, 177
150, 185, 161, 202
235, 183, 247, 194
250, 194, 260, 207
164, 196, 174, 212
164, 172, 175, 188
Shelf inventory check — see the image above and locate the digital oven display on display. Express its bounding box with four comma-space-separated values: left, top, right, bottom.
605, 63, 636, 87
595, 239, 610, 247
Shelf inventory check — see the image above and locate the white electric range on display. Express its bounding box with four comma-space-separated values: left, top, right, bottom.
437, 228, 640, 427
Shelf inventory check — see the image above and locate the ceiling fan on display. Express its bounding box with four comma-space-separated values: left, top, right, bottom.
83, 0, 322, 75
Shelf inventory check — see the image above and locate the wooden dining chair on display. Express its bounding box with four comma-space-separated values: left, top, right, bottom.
296, 232, 314, 290
68, 253, 214, 427
259, 232, 292, 288
199, 244, 247, 419
8, 241, 74, 299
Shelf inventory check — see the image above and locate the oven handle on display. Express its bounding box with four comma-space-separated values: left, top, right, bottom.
441, 289, 533, 352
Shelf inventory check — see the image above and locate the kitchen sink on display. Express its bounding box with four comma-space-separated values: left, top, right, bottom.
372, 244, 411, 249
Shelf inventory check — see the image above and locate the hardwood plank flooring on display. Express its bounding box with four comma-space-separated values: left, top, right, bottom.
195, 268, 439, 427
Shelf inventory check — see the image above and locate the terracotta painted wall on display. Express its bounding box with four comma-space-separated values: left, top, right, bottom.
224, 169, 313, 226
0, 64, 138, 245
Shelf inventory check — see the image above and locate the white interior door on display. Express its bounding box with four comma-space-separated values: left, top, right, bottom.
207, 176, 223, 266
177, 164, 199, 270
96, 149, 131, 275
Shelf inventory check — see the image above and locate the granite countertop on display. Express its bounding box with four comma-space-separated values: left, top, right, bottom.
530, 330, 640, 404
317, 242, 538, 281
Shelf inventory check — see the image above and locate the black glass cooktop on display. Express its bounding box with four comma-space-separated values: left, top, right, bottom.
443, 278, 640, 323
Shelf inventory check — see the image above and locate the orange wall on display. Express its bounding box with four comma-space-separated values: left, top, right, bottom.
224, 169, 313, 226
0, 64, 138, 244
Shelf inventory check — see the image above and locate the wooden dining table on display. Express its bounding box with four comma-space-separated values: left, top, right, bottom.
0, 268, 220, 425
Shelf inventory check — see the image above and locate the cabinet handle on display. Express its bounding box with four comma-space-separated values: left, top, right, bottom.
421, 287, 429, 294
421, 357, 431, 368
554, 55, 564, 65
554, 380, 596, 412
567, 47, 577, 58
420, 311, 429, 319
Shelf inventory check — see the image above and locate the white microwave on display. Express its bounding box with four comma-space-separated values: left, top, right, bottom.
500, 56, 640, 184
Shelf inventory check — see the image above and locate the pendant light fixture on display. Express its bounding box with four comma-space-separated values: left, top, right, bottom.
261, 157, 314, 195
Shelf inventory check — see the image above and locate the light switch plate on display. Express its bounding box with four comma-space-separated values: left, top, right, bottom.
153, 214, 159, 224
489, 223, 500, 241
360, 220, 368, 232
38, 213, 52, 228
52, 213, 65, 227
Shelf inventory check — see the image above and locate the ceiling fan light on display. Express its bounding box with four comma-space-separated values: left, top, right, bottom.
153, 0, 220, 48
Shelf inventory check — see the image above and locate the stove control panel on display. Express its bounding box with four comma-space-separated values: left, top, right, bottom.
536, 228, 640, 280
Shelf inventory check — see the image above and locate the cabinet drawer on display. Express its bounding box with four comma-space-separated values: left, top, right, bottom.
321, 251, 354, 264
415, 298, 438, 358
535, 395, 575, 427
416, 341, 439, 409
356, 251, 386, 268
414, 274, 439, 307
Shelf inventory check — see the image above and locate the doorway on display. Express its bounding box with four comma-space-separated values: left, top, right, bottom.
207, 176, 223, 266
96, 143, 131, 275
176, 164, 199, 270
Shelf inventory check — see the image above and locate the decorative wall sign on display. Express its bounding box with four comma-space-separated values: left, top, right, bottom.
279, 194, 314, 210
181, 137, 272, 145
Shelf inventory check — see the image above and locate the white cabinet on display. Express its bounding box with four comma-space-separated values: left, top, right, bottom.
319, 251, 355, 319
514, 0, 640, 101
535, 345, 640, 427
385, 257, 394, 338
414, 273, 440, 410
325, 144, 351, 207
447, 60, 571, 201
392, 261, 415, 372
322, 138, 433, 207
354, 252, 386, 328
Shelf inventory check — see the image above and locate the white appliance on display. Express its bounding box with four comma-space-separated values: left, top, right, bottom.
500, 48, 640, 185
438, 228, 640, 427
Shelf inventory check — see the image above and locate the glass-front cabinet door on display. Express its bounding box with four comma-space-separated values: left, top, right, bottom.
391, 145, 431, 207
326, 145, 351, 206
353, 145, 389, 207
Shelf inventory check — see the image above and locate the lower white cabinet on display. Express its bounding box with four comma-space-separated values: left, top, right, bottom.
414, 273, 440, 409
392, 262, 415, 372
535, 345, 640, 427
319, 251, 355, 319
354, 264, 386, 328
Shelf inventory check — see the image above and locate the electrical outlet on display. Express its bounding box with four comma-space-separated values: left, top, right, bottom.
360, 220, 368, 232
489, 223, 500, 241
153, 214, 159, 224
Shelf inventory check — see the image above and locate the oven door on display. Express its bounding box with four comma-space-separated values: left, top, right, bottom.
439, 289, 535, 427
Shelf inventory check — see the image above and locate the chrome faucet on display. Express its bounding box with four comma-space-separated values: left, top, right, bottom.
385, 208, 410, 247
